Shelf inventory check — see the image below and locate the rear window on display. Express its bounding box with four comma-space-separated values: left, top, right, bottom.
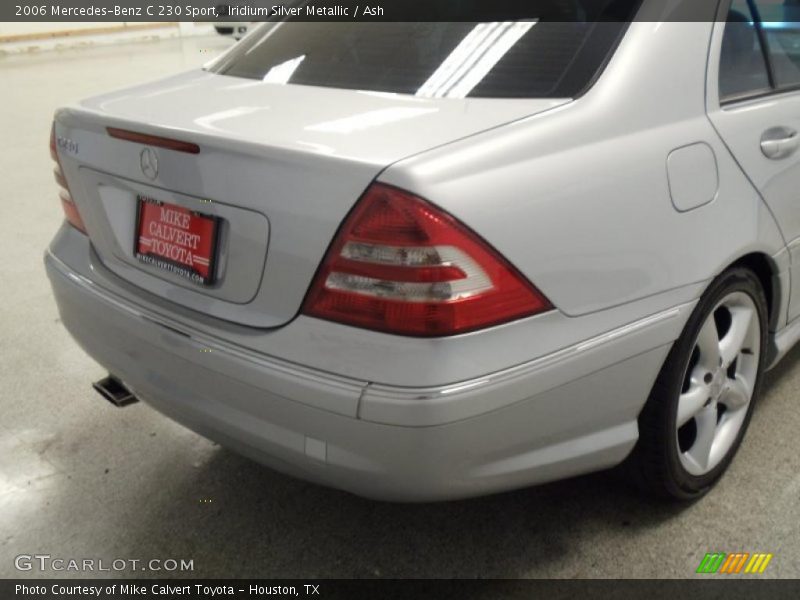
210, 10, 638, 99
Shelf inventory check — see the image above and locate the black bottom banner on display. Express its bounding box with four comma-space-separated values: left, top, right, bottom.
3, 579, 800, 600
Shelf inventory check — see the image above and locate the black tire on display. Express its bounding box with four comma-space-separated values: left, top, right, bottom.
626, 267, 768, 500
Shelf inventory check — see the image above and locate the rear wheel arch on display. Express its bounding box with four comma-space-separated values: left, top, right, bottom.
722, 252, 781, 332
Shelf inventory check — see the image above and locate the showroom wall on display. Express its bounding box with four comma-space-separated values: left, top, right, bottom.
0, 22, 214, 53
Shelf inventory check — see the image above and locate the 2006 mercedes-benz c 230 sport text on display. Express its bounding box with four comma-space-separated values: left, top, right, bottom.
45, 0, 800, 501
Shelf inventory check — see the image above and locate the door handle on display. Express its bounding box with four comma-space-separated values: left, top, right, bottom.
761, 126, 799, 160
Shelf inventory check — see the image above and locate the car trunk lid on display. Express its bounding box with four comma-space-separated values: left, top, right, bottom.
55, 70, 568, 327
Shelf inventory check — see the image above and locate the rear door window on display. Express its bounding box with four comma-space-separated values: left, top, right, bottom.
719, 0, 771, 101
719, 0, 800, 102
756, 0, 800, 89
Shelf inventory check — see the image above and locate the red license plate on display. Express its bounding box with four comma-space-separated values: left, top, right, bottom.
134, 196, 220, 285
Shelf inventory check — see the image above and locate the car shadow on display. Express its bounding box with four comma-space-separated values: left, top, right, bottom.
114, 437, 692, 579
761, 338, 800, 399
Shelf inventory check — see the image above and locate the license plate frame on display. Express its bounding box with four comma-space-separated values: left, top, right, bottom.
133, 195, 221, 286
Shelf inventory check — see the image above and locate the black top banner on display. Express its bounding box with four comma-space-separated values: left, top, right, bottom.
3, 0, 728, 23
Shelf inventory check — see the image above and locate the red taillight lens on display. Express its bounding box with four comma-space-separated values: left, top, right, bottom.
51, 122, 86, 234
302, 184, 552, 337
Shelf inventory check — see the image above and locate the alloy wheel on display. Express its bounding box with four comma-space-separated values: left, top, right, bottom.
675, 291, 761, 476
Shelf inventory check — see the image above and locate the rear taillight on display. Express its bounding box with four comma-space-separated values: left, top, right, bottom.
50, 122, 86, 234
302, 184, 552, 337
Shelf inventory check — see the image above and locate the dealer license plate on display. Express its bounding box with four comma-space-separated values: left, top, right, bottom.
134, 196, 220, 285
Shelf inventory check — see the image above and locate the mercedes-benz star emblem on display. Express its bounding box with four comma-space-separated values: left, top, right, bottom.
140, 147, 159, 180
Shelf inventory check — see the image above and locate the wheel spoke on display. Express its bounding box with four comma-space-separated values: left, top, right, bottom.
685, 405, 718, 472
721, 375, 751, 410
719, 307, 753, 368
677, 379, 711, 427
696, 317, 721, 371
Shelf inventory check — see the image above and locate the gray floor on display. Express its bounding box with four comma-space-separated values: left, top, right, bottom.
2, 36, 800, 580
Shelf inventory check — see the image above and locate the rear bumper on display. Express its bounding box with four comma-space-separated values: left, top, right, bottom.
45, 231, 693, 501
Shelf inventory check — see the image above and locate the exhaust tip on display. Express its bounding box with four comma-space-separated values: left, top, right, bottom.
92, 375, 138, 408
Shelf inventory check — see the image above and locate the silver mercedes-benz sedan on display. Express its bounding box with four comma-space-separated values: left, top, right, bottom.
44, 1, 800, 501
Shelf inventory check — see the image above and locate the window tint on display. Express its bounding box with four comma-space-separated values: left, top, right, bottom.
719, 0, 771, 101
755, 0, 800, 88
210, 10, 638, 99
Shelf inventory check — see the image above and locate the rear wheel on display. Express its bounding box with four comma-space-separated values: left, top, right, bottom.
628, 267, 768, 499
